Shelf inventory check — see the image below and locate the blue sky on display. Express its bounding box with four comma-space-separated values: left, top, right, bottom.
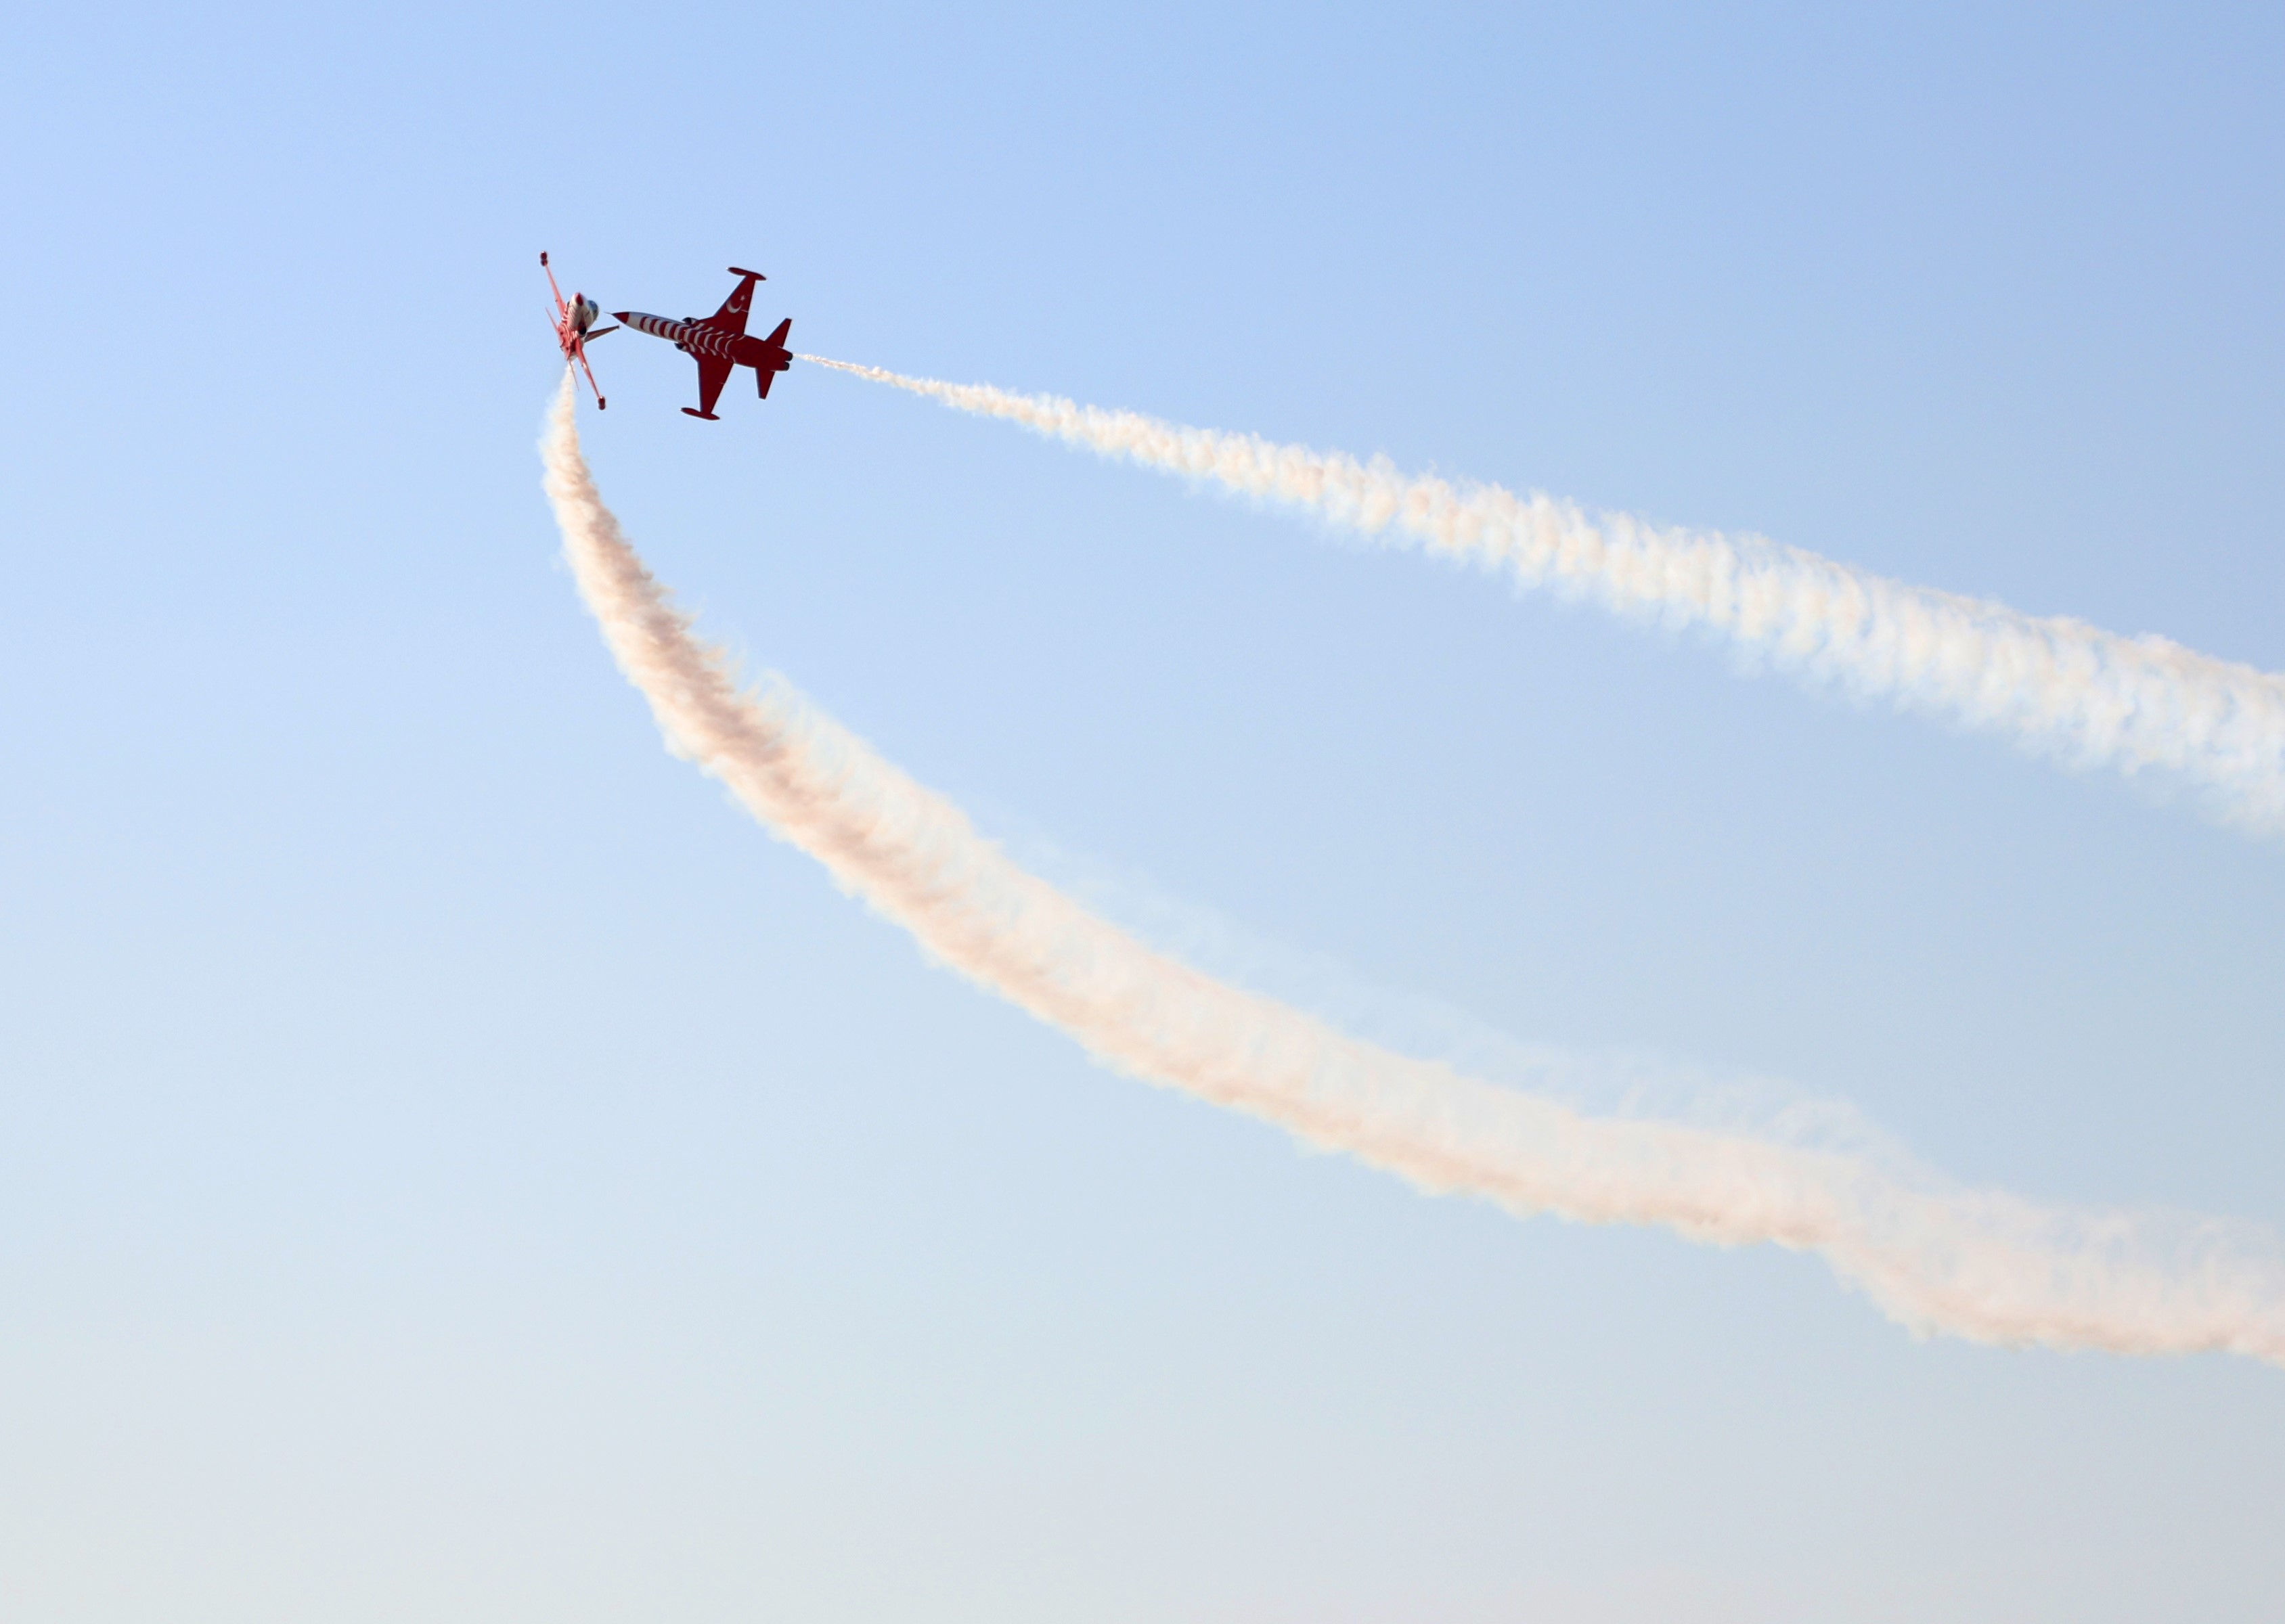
3, 3, 2282, 1619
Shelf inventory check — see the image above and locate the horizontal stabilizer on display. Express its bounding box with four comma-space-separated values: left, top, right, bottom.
763, 317, 792, 348
585, 324, 618, 339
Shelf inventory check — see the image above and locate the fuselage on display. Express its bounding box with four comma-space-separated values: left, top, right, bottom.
616, 310, 782, 369
554, 296, 602, 358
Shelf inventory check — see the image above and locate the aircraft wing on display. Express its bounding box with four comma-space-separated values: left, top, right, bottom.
706, 268, 763, 336
692, 353, 734, 418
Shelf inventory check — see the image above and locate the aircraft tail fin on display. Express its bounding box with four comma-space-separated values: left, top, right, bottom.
757, 319, 792, 398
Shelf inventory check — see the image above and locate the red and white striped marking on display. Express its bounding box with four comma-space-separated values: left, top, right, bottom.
618, 311, 737, 358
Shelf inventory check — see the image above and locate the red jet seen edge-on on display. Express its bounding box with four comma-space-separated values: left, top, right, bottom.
614, 269, 793, 420
542, 251, 615, 409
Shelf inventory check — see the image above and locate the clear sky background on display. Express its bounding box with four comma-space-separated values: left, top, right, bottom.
4, 3, 2282, 1620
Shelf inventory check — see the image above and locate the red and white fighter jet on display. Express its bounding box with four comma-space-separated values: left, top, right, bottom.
542, 251, 615, 409
613, 268, 793, 420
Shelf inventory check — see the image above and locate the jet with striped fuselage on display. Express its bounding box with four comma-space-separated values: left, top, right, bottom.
613, 268, 793, 420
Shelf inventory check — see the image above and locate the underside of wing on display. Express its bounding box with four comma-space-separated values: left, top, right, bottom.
692, 353, 733, 418
707, 271, 760, 337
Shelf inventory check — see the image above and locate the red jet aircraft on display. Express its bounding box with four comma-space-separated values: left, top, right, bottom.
613, 268, 793, 420
542, 251, 615, 409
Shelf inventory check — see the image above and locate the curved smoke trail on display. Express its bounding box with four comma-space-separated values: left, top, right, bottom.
541, 379, 2285, 1368
800, 356, 2285, 835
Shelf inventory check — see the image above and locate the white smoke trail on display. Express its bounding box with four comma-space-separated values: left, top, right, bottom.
799, 355, 2285, 834
541, 379, 2285, 1368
